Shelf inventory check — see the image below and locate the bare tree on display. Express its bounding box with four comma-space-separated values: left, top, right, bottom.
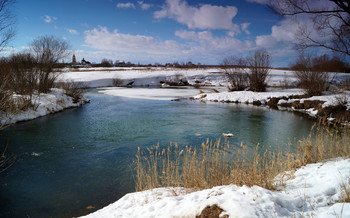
0, 0, 16, 51
292, 54, 333, 96
270, 0, 350, 56
31, 35, 70, 92
221, 56, 248, 91
100, 58, 113, 67
247, 49, 271, 92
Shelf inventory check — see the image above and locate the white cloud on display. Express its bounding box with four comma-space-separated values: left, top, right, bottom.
154, 0, 239, 31
241, 23, 250, 35
245, 0, 270, 4
138, 1, 152, 10
42, 15, 57, 23
255, 18, 298, 48
67, 28, 79, 35
84, 26, 186, 54
116, 3, 135, 9
83, 25, 304, 66
83, 26, 256, 64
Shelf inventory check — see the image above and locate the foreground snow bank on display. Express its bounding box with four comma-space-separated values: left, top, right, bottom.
82, 158, 350, 218
0, 88, 88, 124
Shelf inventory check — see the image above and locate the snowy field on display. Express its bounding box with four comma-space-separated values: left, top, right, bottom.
82, 158, 350, 218
58, 67, 350, 88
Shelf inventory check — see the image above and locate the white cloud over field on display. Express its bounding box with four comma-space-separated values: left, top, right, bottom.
154, 0, 239, 31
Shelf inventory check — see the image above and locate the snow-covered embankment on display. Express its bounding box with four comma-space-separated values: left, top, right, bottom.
82, 158, 350, 218
0, 88, 89, 125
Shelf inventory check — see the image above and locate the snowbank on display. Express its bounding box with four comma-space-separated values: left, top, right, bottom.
194, 89, 304, 104
81, 158, 350, 218
0, 88, 88, 125
194, 90, 350, 119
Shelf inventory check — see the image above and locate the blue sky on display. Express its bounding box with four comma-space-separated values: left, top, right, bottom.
7, 0, 312, 66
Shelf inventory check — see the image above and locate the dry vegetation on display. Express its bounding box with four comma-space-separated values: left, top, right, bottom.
135, 125, 350, 192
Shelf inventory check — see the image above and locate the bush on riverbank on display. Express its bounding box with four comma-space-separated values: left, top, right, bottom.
135, 125, 350, 191
0, 35, 72, 118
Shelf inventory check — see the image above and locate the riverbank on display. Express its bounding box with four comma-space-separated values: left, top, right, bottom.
193, 89, 350, 124
0, 88, 89, 125
82, 158, 350, 218
59, 67, 350, 123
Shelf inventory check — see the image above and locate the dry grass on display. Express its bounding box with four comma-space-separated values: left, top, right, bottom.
338, 178, 350, 203
135, 125, 350, 192
56, 81, 86, 103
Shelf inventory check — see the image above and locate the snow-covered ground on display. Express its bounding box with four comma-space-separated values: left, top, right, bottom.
59, 67, 350, 88
0, 88, 88, 125
59, 67, 227, 87
194, 90, 350, 118
82, 158, 350, 218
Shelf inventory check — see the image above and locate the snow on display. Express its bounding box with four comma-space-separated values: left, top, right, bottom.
0, 88, 88, 125
58, 67, 227, 87
59, 67, 350, 89
194, 89, 304, 104
81, 158, 350, 218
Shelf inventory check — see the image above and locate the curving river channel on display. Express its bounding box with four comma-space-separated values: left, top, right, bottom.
0, 88, 315, 217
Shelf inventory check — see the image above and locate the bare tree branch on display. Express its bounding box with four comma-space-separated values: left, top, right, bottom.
270, 0, 350, 56
0, 0, 15, 51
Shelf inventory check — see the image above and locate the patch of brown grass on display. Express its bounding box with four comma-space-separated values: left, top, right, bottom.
135, 125, 350, 192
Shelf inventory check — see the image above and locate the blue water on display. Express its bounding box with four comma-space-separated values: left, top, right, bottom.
0, 89, 315, 217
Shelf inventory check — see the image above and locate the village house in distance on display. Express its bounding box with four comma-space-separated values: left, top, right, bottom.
71, 54, 91, 68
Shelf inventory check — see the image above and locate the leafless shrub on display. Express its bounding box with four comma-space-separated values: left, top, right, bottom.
57, 81, 85, 103
279, 72, 293, 89
292, 54, 333, 96
341, 78, 350, 91
247, 49, 271, 92
221, 56, 248, 91
113, 76, 123, 86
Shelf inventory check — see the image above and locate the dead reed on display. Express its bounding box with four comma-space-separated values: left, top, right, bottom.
135, 125, 350, 192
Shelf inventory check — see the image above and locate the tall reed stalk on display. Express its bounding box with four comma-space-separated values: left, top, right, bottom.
135, 125, 350, 191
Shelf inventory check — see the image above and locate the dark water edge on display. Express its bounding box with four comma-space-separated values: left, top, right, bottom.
0, 89, 315, 217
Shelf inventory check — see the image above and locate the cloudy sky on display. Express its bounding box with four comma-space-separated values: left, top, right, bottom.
8, 0, 316, 66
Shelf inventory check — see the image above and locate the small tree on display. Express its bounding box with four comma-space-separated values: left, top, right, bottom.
101, 58, 113, 67
247, 49, 271, 92
31, 35, 70, 92
221, 56, 248, 91
292, 54, 332, 96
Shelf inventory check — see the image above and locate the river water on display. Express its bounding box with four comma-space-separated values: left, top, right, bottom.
0, 88, 315, 217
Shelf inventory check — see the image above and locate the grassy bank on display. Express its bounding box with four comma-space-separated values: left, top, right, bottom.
135, 125, 350, 191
